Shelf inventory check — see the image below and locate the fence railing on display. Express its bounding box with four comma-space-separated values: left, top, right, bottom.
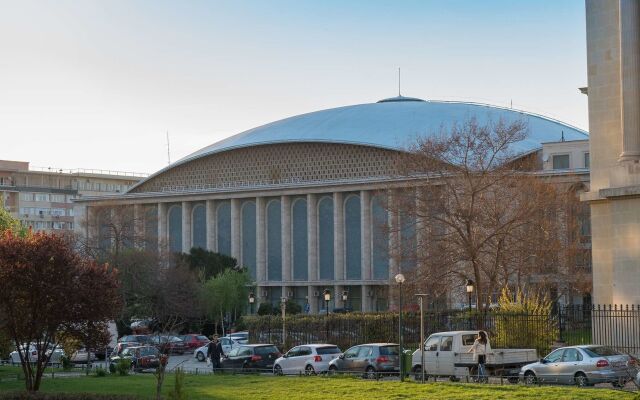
244, 304, 640, 357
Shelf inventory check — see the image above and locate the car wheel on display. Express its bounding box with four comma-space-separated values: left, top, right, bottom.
413, 366, 423, 381
274, 365, 283, 376
574, 372, 589, 387
365, 366, 378, 380
507, 376, 520, 384
449, 375, 460, 382
524, 371, 537, 385
196, 352, 205, 362
328, 365, 338, 376
305, 365, 316, 376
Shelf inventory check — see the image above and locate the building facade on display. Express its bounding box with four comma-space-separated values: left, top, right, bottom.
584, 0, 640, 305
74, 96, 591, 312
0, 160, 145, 233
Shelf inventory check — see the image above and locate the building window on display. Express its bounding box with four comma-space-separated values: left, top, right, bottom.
50, 194, 65, 203
318, 196, 334, 280
216, 201, 232, 257
20, 192, 33, 201
371, 195, 389, 280
584, 152, 590, 169
192, 204, 207, 250
266, 200, 281, 281
292, 198, 308, 281
168, 205, 182, 253
344, 194, 361, 280
242, 201, 257, 279
35, 193, 49, 202
552, 154, 570, 170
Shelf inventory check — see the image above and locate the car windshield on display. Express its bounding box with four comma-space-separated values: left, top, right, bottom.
255, 346, 279, 355
197, 335, 208, 341
379, 346, 399, 356
316, 346, 341, 355
169, 337, 182, 342
583, 346, 622, 357
139, 347, 159, 357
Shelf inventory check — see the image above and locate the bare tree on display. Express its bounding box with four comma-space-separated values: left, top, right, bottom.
389, 118, 583, 309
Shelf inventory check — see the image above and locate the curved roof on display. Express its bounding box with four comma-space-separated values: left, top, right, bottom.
130, 98, 588, 192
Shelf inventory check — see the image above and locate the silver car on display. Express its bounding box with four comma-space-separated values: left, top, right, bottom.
273, 344, 341, 375
194, 337, 240, 362
519, 345, 636, 387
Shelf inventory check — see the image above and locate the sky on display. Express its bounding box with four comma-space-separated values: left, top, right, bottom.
0, 0, 588, 174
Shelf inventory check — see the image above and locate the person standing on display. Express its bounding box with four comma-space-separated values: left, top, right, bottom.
467, 330, 491, 382
207, 334, 225, 373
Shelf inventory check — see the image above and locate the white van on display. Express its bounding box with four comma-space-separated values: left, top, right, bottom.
411, 331, 538, 382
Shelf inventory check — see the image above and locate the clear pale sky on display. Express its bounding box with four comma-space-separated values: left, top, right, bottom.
0, 0, 588, 174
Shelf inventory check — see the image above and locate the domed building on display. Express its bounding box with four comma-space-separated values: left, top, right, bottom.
75, 95, 590, 312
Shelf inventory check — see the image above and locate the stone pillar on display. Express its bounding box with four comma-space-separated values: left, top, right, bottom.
333, 192, 344, 281
307, 194, 318, 281
360, 190, 372, 281
206, 200, 216, 252
181, 201, 192, 253
256, 197, 266, 282
334, 284, 343, 309
281, 195, 292, 282
133, 204, 143, 248
307, 286, 318, 314
230, 198, 241, 262
158, 203, 167, 253
361, 284, 369, 312
619, 0, 640, 161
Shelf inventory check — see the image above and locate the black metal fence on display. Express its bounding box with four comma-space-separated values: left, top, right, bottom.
244, 304, 640, 357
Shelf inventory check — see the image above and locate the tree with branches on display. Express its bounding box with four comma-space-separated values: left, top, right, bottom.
390, 118, 583, 309
0, 231, 121, 391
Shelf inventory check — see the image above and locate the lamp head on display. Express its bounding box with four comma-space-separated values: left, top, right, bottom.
395, 273, 406, 284
323, 289, 331, 302
342, 290, 348, 301
249, 292, 255, 304
465, 279, 475, 293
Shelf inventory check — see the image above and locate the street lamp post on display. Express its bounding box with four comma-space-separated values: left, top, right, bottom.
466, 279, 475, 329
248, 292, 255, 315
395, 273, 405, 382
342, 290, 349, 311
323, 289, 331, 342
415, 293, 428, 383
281, 297, 287, 349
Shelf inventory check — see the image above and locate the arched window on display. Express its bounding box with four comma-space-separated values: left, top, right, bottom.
242, 201, 257, 279
144, 205, 158, 252
168, 205, 182, 253
345, 195, 361, 280
371, 196, 389, 279
318, 196, 334, 280
192, 204, 206, 250
292, 198, 308, 280
267, 199, 282, 281
216, 201, 231, 256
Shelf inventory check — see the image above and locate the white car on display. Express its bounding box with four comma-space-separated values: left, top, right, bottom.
273, 344, 342, 375
225, 331, 248, 344
69, 348, 97, 363
10, 344, 64, 366
193, 337, 240, 362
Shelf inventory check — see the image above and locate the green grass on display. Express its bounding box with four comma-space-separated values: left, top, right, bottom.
0, 368, 635, 400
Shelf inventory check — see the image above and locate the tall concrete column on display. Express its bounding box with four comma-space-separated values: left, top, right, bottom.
181, 201, 192, 253
206, 200, 216, 252
230, 198, 241, 262
307, 194, 318, 281
334, 284, 343, 309
333, 192, 344, 281
360, 190, 372, 281
133, 204, 144, 248
158, 203, 167, 253
361, 284, 369, 312
619, 0, 640, 161
281, 195, 292, 282
307, 286, 318, 314
256, 197, 266, 282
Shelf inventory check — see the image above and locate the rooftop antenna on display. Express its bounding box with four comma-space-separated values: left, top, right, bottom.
398, 67, 401, 96
166, 131, 171, 165
510, 99, 513, 109
561, 130, 565, 142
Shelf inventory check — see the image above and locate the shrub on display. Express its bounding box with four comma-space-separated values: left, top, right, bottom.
94, 367, 107, 377
0, 393, 138, 400
166, 368, 186, 400
108, 363, 116, 374
115, 359, 131, 376
61, 356, 73, 371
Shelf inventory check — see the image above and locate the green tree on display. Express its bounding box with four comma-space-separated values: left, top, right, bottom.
179, 247, 237, 280
0, 199, 26, 236
201, 269, 250, 333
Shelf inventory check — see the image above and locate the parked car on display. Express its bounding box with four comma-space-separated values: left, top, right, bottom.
220, 344, 280, 372
149, 335, 188, 355
10, 343, 64, 366
519, 345, 636, 387
274, 344, 341, 375
194, 337, 240, 362
118, 335, 151, 345
112, 342, 134, 357
224, 331, 249, 344
179, 334, 210, 350
109, 345, 161, 372
328, 343, 400, 379
411, 331, 538, 382
69, 348, 97, 363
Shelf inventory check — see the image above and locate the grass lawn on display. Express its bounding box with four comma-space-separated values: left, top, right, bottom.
0, 368, 636, 400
